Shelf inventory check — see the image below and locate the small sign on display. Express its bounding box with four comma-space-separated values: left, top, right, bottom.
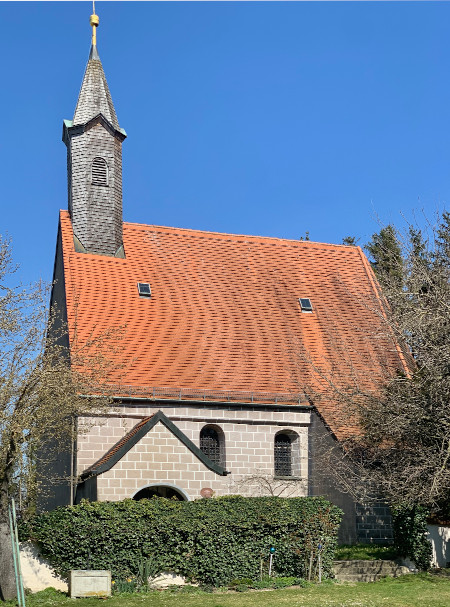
200, 487, 214, 498
69, 570, 111, 598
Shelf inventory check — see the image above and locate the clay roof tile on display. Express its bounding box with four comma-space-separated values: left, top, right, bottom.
59, 211, 406, 440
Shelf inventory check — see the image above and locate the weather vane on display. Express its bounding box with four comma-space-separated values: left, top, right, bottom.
90, 0, 99, 47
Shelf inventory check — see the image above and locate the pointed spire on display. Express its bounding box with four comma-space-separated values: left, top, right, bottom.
72, 9, 120, 130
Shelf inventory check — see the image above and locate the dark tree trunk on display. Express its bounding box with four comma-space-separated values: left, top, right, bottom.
0, 518, 17, 601
0, 477, 17, 601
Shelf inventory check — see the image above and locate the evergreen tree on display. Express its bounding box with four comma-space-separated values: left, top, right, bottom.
342, 236, 359, 246
365, 225, 403, 290
435, 211, 450, 269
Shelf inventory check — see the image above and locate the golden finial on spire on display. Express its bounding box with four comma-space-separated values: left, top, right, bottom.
90, 1, 99, 47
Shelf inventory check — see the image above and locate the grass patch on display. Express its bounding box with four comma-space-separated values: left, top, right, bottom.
7, 574, 450, 607
335, 543, 398, 561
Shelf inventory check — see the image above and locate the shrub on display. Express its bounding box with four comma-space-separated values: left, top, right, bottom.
273, 576, 297, 588
22, 496, 342, 586
392, 505, 432, 570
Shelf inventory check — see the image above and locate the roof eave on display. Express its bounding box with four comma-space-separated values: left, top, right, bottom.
112, 395, 313, 409
62, 113, 126, 146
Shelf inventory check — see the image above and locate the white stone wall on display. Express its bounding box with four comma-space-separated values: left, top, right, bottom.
20, 542, 68, 593
428, 525, 450, 568
77, 404, 310, 501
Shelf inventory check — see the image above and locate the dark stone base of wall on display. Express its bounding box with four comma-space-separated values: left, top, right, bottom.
309, 412, 394, 545
355, 502, 393, 544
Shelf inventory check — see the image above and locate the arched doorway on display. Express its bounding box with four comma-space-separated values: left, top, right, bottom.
132, 484, 189, 501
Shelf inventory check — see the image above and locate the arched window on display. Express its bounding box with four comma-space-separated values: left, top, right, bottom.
200, 425, 225, 467
92, 157, 108, 186
274, 433, 292, 476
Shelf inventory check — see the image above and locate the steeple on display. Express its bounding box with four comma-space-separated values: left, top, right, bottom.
62, 9, 126, 258
73, 12, 119, 130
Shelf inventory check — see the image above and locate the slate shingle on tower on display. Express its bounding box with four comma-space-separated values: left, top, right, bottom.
62, 29, 126, 257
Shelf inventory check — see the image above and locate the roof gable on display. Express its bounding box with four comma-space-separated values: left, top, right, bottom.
81, 410, 228, 478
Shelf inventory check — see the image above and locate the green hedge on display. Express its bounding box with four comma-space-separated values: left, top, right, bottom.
392, 505, 432, 570
21, 496, 342, 586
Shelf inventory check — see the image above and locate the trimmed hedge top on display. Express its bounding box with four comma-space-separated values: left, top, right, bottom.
21, 496, 342, 586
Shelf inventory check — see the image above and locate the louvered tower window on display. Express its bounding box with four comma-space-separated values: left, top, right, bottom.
200, 426, 223, 466
274, 433, 292, 476
92, 157, 108, 186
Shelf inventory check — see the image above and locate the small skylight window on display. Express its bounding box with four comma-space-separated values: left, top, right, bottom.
137, 283, 151, 297
299, 298, 313, 312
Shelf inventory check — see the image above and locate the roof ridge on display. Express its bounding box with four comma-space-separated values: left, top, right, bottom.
59, 210, 364, 251
122, 219, 362, 250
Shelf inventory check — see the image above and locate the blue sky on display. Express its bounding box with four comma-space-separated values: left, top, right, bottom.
0, 1, 449, 285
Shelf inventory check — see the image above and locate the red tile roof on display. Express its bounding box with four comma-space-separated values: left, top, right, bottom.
59, 211, 407, 439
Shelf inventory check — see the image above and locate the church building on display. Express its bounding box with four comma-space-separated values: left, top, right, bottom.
46, 12, 407, 543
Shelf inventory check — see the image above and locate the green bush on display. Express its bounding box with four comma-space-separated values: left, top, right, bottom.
22, 496, 342, 586
392, 505, 432, 570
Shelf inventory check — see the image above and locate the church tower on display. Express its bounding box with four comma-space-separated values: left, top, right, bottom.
62, 11, 126, 257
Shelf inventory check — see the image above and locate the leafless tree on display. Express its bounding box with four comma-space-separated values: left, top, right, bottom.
308, 212, 450, 515
0, 236, 122, 600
